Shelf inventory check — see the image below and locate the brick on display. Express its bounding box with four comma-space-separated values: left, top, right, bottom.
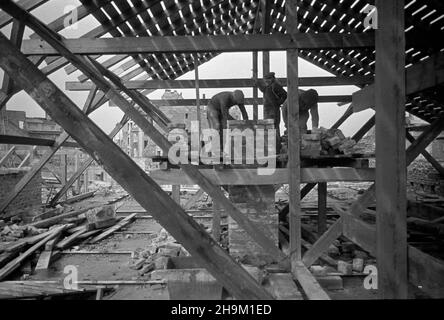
337, 260, 353, 275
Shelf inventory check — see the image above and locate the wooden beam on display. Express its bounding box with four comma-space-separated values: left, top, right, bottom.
302, 217, 343, 268
375, 0, 407, 299
252, 52, 259, 120
0, 225, 65, 281
108, 96, 352, 107
0, 135, 79, 148
317, 182, 327, 235
406, 131, 444, 176
66, 77, 373, 91
20, 33, 376, 56
287, 0, 302, 271
0, 30, 272, 300
148, 168, 375, 185
353, 51, 444, 113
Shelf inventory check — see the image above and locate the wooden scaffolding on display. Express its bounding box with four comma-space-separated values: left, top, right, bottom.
0, 0, 444, 299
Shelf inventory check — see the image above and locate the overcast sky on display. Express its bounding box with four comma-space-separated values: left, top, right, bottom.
0, 0, 374, 137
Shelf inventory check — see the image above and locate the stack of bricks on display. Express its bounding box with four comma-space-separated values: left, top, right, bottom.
225, 120, 278, 267
0, 169, 42, 219
301, 133, 321, 157
408, 159, 444, 196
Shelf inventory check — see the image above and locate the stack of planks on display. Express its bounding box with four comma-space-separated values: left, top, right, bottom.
0, 203, 138, 284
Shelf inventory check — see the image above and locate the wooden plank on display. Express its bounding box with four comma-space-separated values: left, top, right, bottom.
287, 0, 302, 269
212, 199, 221, 242
20, 33, 376, 56
375, 0, 407, 299
0, 135, 78, 148
66, 76, 374, 91
252, 52, 258, 120
108, 96, 352, 107
0, 225, 65, 281
88, 213, 136, 244
293, 261, 330, 300
56, 225, 89, 250
148, 168, 375, 185
353, 51, 444, 113
302, 217, 343, 268
172, 185, 180, 204
317, 182, 327, 235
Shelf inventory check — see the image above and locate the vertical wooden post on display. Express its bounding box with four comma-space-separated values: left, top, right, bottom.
172, 185, 180, 204
286, 0, 301, 270
194, 54, 201, 161
60, 154, 67, 200
261, 0, 270, 119
84, 170, 89, 193
375, 0, 408, 299
317, 182, 327, 235
212, 198, 221, 242
74, 152, 80, 194
252, 51, 258, 120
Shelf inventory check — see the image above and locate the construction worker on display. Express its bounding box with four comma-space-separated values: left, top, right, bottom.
282, 88, 320, 134
254, 72, 287, 153
206, 90, 248, 136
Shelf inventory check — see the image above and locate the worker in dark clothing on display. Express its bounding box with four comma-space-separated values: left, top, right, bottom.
254, 72, 287, 129
254, 72, 287, 153
206, 90, 248, 133
282, 88, 319, 134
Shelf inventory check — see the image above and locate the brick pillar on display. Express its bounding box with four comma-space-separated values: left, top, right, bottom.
225, 120, 278, 267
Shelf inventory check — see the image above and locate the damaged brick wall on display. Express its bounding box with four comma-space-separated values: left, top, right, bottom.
0, 169, 42, 218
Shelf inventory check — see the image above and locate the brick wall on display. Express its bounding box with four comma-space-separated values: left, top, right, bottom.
0, 169, 42, 218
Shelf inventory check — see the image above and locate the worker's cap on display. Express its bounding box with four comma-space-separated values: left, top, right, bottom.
264, 72, 276, 79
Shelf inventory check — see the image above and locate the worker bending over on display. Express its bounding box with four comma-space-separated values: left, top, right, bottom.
282, 88, 320, 134
206, 90, 248, 135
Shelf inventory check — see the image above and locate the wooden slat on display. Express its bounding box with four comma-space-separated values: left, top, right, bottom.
108, 96, 352, 107
317, 182, 327, 235
353, 52, 444, 113
148, 168, 375, 185
20, 33, 376, 55
66, 76, 374, 91
376, 0, 407, 299
286, 0, 302, 270
302, 217, 343, 268
0, 135, 78, 148
0, 225, 65, 281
